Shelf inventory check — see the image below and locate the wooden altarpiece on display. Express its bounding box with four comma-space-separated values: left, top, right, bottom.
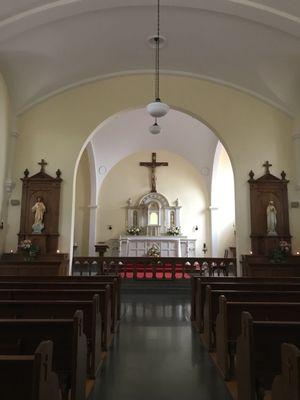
18, 160, 62, 254
248, 161, 291, 256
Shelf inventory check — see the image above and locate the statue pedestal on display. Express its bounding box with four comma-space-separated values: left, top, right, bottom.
18, 233, 60, 254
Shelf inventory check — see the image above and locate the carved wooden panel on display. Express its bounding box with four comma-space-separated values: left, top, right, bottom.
248, 163, 291, 256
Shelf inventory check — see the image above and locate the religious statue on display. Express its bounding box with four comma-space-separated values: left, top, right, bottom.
127, 198, 133, 207
174, 198, 180, 207
32, 196, 46, 233
266, 200, 277, 236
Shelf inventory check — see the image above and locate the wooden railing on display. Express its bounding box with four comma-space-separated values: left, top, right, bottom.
72, 257, 237, 279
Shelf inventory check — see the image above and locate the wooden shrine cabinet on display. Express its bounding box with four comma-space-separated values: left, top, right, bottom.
248, 162, 291, 256
18, 160, 62, 254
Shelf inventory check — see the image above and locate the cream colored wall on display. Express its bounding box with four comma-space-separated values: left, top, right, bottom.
97, 150, 208, 256
0, 73, 10, 254
74, 149, 91, 256
211, 142, 236, 257
3, 74, 295, 270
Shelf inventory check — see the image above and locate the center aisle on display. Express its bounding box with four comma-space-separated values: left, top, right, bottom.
91, 292, 232, 400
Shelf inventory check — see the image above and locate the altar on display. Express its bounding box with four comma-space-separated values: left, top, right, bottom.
113, 153, 198, 257
119, 235, 196, 257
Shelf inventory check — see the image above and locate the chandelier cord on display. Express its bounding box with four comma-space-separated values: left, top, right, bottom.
155, 0, 160, 101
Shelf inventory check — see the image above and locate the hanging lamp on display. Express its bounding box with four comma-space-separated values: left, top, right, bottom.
149, 118, 161, 134
147, 0, 169, 119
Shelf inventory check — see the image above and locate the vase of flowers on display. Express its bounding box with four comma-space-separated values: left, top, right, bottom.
269, 240, 291, 263
147, 244, 160, 257
127, 226, 141, 235
19, 240, 39, 261
167, 226, 180, 236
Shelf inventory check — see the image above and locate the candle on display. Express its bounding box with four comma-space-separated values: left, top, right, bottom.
56, 249, 60, 254
10, 249, 13, 254
297, 252, 300, 256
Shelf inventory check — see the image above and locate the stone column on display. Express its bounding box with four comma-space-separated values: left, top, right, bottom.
88, 204, 98, 256
293, 114, 300, 190
0, 129, 19, 253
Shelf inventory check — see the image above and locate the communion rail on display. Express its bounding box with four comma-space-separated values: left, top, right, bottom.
72, 257, 237, 279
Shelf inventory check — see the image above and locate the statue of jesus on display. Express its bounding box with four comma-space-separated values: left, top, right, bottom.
32, 196, 46, 233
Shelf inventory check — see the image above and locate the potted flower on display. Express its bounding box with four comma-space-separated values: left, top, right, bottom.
19, 240, 39, 261
167, 226, 180, 236
269, 240, 291, 263
127, 226, 141, 236
147, 244, 160, 257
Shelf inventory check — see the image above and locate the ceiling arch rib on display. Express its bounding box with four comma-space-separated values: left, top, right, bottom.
1, 0, 300, 42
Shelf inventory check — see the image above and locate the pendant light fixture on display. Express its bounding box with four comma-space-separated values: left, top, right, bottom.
147, 0, 169, 120
149, 118, 161, 134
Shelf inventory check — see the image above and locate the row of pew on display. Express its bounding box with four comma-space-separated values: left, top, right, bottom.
191, 275, 300, 400
0, 274, 121, 400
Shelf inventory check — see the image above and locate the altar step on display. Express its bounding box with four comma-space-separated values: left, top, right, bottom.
121, 279, 191, 294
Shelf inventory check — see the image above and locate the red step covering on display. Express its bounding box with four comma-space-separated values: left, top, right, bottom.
120, 262, 192, 280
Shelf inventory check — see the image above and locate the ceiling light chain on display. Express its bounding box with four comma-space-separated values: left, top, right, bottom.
147, 0, 169, 127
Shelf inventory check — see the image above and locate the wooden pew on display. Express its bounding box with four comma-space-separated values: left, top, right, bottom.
203, 286, 300, 351
0, 274, 122, 321
236, 312, 300, 400
215, 296, 300, 380
192, 276, 300, 331
0, 340, 61, 400
0, 310, 87, 400
0, 286, 112, 350
271, 343, 300, 400
0, 279, 119, 332
0, 296, 101, 378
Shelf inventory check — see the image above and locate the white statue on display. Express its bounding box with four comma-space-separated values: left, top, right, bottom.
32, 196, 46, 233
127, 198, 133, 207
266, 200, 277, 236
174, 198, 180, 207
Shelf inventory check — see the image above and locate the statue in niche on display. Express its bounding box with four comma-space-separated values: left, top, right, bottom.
266, 200, 277, 236
170, 211, 175, 226
32, 196, 46, 233
133, 210, 138, 227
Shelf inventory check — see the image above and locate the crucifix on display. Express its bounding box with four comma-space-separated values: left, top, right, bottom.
263, 160, 272, 175
38, 159, 48, 173
140, 153, 168, 193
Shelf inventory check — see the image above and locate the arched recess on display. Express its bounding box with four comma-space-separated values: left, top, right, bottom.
72, 108, 234, 261
211, 141, 235, 257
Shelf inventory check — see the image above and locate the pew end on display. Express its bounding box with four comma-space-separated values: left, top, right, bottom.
216, 295, 230, 380
272, 343, 300, 400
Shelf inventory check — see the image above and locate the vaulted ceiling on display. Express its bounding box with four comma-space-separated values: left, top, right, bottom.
1, 1, 300, 115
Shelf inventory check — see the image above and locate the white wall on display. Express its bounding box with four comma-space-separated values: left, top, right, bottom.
97, 150, 209, 256
211, 142, 235, 257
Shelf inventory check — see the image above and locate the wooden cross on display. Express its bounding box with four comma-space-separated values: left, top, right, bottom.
38, 159, 48, 173
140, 152, 168, 192
263, 160, 272, 174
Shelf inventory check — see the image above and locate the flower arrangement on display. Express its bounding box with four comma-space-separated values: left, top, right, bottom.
167, 226, 180, 236
269, 240, 291, 263
147, 244, 160, 257
19, 240, 39, 261
127, 226, 141, 235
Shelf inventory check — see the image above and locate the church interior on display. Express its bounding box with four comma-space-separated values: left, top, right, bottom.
1, 1, 300, 399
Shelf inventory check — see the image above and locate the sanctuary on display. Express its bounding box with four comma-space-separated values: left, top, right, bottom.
117, 153, 196, 257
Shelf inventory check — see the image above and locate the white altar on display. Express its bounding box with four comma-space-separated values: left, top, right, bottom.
119, 235, 196, 257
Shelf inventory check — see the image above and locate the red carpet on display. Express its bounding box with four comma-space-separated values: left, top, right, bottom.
119, 263, 201, 280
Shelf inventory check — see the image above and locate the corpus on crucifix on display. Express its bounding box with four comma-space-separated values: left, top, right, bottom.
140, 153, 168, 192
